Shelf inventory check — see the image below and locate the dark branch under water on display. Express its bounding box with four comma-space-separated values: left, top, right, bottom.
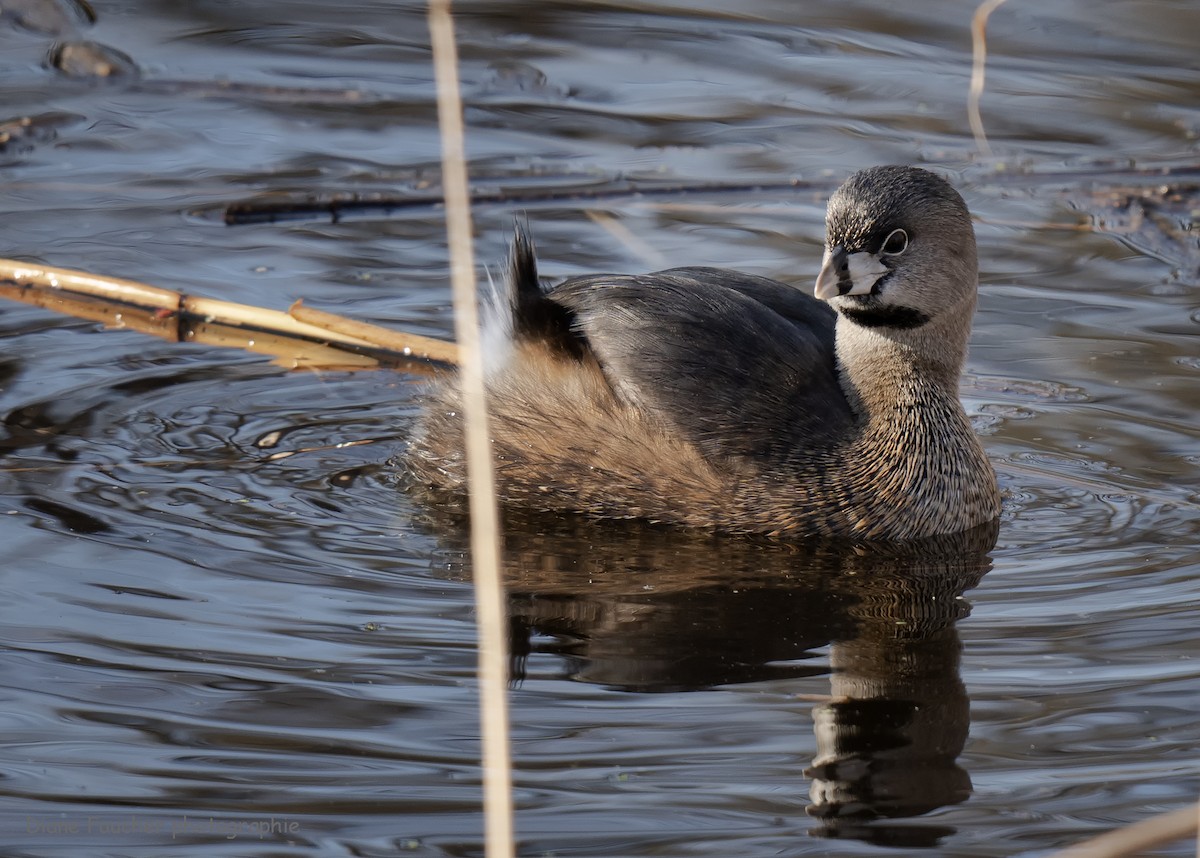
219, 161, 1200, 227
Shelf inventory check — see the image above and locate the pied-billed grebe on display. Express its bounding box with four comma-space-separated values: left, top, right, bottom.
409, 165, 1001, 540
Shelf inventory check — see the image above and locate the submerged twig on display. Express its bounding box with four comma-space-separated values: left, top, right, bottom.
220, 163, 1200, 230
969, 0, 1010, 157
428, 4, 515, 858
586, 210, 669, 270
221, 178, 823, 225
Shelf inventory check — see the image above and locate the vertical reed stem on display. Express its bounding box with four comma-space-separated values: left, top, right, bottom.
427, 2, 515, 856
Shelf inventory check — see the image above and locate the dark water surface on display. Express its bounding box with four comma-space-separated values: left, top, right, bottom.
1, 1, 1198, 856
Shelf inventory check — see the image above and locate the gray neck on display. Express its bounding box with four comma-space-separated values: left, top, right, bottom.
824, 308, 997, 538
834, 307, 972, 422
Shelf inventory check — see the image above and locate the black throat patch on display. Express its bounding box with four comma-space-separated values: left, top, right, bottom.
839, 304, 931, 330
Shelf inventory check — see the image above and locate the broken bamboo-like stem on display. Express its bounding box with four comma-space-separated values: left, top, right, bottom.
289, 299, 459, 364
0, 257, 458, 370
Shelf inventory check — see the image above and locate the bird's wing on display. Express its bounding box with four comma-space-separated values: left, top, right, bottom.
544, 267, 855, 464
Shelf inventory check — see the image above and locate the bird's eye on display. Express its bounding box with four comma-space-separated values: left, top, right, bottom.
881, 228, 909, 256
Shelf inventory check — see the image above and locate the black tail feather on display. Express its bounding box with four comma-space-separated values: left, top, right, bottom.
506, 222, 586, 359
507, 220, 542, 328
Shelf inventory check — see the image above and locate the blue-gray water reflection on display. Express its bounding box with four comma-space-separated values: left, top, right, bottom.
482, 514, 998, 848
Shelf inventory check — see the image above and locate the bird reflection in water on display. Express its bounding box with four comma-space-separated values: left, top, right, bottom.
424, 508, 997, 848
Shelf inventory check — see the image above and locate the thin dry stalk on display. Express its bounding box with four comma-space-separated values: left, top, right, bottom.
427, 2, 515, 858
1043, 802, 1200, 858
969, 0, 1009, 157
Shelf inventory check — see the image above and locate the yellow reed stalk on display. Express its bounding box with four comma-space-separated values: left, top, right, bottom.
427, 2, 515, 858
